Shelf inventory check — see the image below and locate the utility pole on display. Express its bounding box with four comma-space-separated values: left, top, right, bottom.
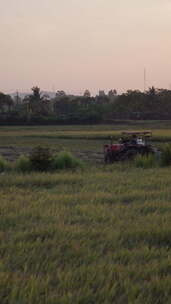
144, 68, 147, 92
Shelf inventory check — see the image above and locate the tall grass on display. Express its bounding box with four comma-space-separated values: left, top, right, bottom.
0, 155, 9, 172
134, 154, 157, 169
160, 144, 171, 167
15, 155, 32, 172
1, 166, 171, 302
134, 145, 171, 169
52, 151, 84, 170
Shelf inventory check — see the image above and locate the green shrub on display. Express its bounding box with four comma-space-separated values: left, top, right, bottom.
52, 151, 84, 170
160, 144, 171, 167
0, 156, 9, 172
29, 146, 52, 171
15, 155, 32, 172
134, 154, 157, 169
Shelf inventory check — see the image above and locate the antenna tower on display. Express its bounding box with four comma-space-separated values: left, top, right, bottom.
144, 68, 147, 92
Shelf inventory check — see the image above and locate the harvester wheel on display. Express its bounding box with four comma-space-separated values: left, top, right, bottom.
122, 149, 137, 161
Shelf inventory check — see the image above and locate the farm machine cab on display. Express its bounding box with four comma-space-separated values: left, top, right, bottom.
104, 131, 153, 163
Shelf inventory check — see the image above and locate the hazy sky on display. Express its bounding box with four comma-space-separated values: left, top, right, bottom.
0, 0, 171, 94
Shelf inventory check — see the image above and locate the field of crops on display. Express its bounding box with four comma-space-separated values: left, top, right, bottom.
1, 122, 171, 303
1, 121, 171, 162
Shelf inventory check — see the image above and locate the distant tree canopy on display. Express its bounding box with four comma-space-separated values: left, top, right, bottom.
1, 86, 171, 124
23, 87, 50, 116
113, 88, 171, 119
0, 92, 13, 113
83, 90, 91, 98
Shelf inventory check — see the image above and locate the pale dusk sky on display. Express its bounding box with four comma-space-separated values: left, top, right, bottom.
0, 0, 171, 95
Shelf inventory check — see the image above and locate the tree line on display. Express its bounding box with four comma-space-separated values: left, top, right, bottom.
0, 86, 171, 124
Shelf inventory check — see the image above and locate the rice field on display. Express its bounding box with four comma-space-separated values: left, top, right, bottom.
2, 121, 171, 149
1, 121, 171, 162
1, 122, 171, 303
